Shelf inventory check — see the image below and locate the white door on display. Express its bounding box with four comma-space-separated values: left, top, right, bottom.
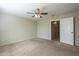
60, 17, 74, 45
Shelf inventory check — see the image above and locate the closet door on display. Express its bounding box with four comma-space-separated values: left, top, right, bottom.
60, 17, 74, 45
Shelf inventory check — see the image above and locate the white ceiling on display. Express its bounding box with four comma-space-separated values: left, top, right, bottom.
0, 3, 79, 19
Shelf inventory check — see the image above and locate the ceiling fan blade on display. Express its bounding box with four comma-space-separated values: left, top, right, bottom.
27, 12, 34, 14
41, 13, 48, 15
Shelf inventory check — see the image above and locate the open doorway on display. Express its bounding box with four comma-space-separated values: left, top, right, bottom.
51, 21, 60, 41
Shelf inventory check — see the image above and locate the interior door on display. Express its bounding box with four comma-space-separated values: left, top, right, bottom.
60, 17, 74, 45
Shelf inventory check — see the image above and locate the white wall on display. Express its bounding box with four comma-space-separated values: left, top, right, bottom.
37, 20, 51, 40
37, 11, 79, 46
0, 13, 37, 46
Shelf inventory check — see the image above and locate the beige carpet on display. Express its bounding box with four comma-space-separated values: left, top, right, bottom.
0, 38, 79, 56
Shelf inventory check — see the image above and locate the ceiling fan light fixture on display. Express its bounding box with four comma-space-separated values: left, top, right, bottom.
32, 14, 42, 18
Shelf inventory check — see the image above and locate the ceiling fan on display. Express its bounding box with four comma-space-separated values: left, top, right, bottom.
27, 8, 48, 18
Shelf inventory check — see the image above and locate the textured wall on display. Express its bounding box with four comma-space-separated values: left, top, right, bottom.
0, 13, 37, 46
